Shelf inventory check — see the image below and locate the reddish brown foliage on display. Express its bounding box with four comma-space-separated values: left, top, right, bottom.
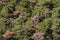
13, 11, 20, 18
32, 32, 44, 40
31, 14, 39, 25
3, 30, 14, 38
0, 1, 3, 4
0, 0, 6, 5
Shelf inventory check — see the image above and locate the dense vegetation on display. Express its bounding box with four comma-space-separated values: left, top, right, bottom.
0, 0, 60, 40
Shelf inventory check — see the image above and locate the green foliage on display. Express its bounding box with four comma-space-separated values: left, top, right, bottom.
0, 0, 60, 40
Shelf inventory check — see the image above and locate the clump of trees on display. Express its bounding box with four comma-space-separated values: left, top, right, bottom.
0, 0, 60, 40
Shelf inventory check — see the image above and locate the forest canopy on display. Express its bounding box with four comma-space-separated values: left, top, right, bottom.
0, 0, 60, 40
